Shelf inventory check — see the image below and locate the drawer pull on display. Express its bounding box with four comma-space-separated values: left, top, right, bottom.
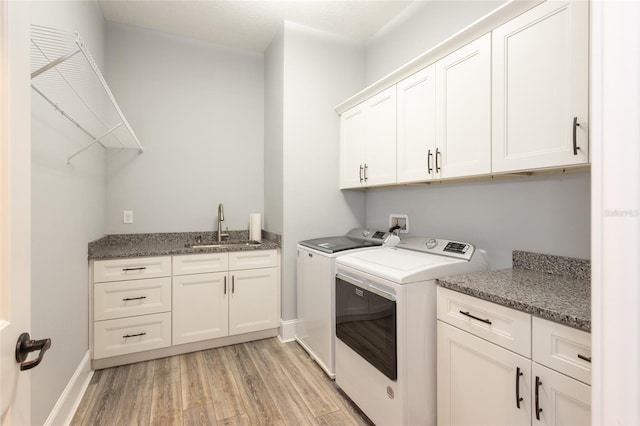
122, 296, 146, 302
224, 276, 227, 295
122, 267, 147, 272
515, 367, 523, 409
535, 376, 543, 420
123, 332, 146, 339
459, 310, 492, 325
577, 354, 592, 363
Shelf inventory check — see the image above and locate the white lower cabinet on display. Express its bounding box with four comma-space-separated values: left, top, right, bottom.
437, 287, 590, 426
532, 363, 591, 426
93, 312, 172, 359
92, 250, 280, 365
172, 272, 229, 345
437, 321, 531, 426
229, 267, 279, 335
172, 250, 279, 344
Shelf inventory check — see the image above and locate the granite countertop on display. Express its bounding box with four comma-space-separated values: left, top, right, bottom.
88, 230, 281, 260
437, 250, 591, 332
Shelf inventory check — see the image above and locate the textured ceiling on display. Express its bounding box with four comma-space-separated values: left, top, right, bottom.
99, 0, 415, 53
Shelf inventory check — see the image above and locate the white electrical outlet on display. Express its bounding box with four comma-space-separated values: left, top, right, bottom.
389, 214, 409, 233
123, 210, 134, 224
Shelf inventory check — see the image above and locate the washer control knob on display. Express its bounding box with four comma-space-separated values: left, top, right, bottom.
362, 229, 372, 238
426, 238, 438, 249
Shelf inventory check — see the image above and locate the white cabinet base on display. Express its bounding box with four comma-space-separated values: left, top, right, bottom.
92, 327, 278, 370
533, 363, 591, 426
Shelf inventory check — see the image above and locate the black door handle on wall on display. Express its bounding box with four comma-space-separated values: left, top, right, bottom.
15, 332, 52, 371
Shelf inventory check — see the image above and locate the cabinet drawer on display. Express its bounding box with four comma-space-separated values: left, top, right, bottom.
173, 253, 229, 275
229, 249, 278, 270
93, 312, 171, 359
94, 277, 171, 321
437, 287, 531, 357
533, 317, 591, 384
94, 256, 171, 283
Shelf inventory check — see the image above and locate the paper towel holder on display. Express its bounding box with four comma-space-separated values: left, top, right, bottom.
249, 213, 262, 242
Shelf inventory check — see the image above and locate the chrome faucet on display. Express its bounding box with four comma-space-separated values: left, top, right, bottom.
217, 203, 228, 242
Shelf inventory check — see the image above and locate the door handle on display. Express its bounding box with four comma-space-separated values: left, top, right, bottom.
15, 332, 52, 371
572, 117, 581, 155
427, 149, 433, 174
435, 148, 441, 173
535, 376, 543, 420
515, 367, 524, 409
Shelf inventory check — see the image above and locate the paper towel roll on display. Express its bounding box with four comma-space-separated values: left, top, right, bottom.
249, 213, 261, 242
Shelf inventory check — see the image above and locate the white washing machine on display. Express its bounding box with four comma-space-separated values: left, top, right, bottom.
334, 237, 489, 426
296, 228, 388, 378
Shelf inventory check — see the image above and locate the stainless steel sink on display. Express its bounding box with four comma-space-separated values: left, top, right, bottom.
185, 241, 262, 249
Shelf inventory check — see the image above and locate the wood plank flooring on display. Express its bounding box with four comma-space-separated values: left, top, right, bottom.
71, 338, 374, 426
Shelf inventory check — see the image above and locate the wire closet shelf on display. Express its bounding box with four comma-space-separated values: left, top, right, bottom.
30, 24, 144, 164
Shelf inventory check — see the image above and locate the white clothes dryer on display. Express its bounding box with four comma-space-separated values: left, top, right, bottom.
334, 237, 490, 426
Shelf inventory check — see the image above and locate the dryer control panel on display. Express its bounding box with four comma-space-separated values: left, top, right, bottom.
397, 237, 476, 260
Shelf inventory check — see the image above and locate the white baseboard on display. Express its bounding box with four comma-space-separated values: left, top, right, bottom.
278, 318, 300, 343
44, 350, 93, 426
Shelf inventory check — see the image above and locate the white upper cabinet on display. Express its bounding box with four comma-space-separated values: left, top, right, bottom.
436, 33, 492, 179
492, 0, 589, 172
397, 65, 437, 183
340, 86, 397, 188
340, 105, 366, 188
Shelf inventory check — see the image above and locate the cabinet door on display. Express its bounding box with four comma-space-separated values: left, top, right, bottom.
436, 33, 491, 179
397, 65, 437, 183
364, 86, 397, 186
172, 272, 229, 345
437, 321, 531, 426
532, 363, 591, 426
229, 267, 279, 336
492, 0, 589, 172
340, 104, 366, 189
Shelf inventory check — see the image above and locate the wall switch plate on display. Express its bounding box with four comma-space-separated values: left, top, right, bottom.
389, 214, 409, 233
123, 210, 133, 224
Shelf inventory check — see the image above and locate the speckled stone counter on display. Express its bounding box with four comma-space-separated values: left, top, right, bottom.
437, 251, 591, 332
88, 230, 281, 260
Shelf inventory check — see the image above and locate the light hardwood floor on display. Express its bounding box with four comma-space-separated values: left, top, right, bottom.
71, 338, 374, 426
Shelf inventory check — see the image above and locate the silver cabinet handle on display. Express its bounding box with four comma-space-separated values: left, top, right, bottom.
364, 163, 368, 182
427, 149, 433, 174
224, 276, 227, 294
359, 164, 364, 182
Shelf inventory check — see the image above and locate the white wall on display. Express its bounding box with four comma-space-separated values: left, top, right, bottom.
30, 2, 106, 424
362, 0, 590, 268
365, 0, 507, 84
264, 25, 284, 235
366, 172, 590, 268
278, 22, 366, 320
105, 22, 264, 234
